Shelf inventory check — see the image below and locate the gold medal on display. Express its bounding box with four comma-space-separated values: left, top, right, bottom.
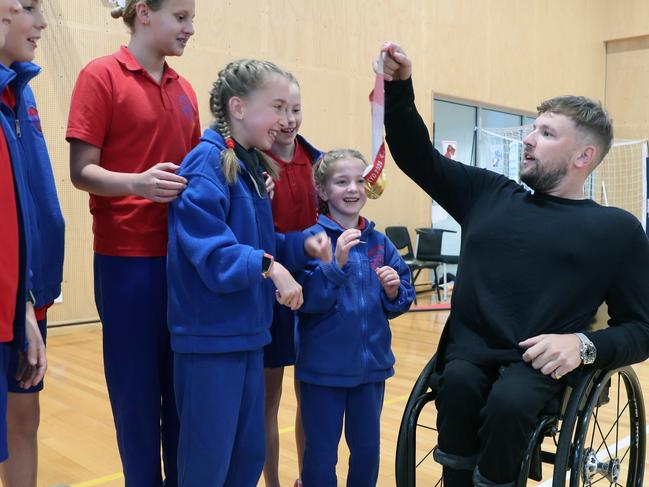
365, 172, 386, 199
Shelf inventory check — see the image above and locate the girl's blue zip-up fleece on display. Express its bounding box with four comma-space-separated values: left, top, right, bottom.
168, 128, 309, 354
3, 62, 65, 309
0, 64, 32, 348
297, 214, 415, 387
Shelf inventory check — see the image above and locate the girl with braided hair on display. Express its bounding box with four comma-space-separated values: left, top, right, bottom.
167, 59, 329, 486
66, 1, 200, 485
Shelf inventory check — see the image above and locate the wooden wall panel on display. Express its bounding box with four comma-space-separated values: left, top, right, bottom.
34, 0, 613, 324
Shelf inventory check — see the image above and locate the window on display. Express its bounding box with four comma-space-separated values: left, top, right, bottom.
432, 97, 534, 169
428, 99, 534, 267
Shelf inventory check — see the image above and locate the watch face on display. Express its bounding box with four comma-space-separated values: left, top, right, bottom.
583, 344, 596, 364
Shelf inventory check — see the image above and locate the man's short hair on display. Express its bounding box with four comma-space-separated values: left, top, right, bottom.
537, 96, 614, 165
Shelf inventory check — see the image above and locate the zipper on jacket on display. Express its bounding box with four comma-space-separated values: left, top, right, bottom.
358, 248, 369, 379
15, 118, 21, 138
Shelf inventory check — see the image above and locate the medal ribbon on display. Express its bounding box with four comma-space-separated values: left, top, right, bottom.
364, 55, 386, 185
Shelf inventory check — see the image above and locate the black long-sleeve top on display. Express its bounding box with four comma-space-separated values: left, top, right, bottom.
385, 78, 649, 370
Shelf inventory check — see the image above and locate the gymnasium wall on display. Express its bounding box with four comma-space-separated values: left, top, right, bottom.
36, 1, 617, 324
594, 2, 649, 225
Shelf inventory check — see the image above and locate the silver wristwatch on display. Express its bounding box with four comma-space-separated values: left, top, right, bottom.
575, 333, 596, 365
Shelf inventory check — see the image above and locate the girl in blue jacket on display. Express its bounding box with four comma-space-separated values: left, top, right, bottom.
167, 59, 328, 487
0, 2, 62, 485
297, 149, 415, 487
0, 0, 46, 474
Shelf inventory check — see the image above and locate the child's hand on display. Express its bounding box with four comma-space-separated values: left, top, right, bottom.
268, 262, 303, 310
263, 172, 275, 199
335, 229, 362, 268
376, 266, 400, 300
18, 303, 47, 389
305, 231, 332, 262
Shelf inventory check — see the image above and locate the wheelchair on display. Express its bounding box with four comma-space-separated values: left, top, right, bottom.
395, 354, 646, 486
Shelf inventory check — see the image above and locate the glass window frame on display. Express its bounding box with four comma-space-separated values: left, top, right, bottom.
432, 95, 535, 168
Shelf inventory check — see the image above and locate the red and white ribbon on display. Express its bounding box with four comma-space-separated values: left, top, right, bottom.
364, 54, 386, 185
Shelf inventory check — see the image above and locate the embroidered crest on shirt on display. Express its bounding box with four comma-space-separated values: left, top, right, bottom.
27, 106, 42, 134
178, 94, 194, 121
368, 244, 385, 270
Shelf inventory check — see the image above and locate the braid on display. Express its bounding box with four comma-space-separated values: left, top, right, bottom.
208, 59, 288, 185
209, 74, 238, 184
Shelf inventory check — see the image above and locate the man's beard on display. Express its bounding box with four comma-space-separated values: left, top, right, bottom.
519, 160, 567, 193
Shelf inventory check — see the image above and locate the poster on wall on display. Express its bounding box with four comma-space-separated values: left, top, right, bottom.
508, 143, 521, 181
442, 140, 457, 160
489, 145, 504, 174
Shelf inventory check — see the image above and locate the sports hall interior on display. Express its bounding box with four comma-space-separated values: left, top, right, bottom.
32, 1, 649, 485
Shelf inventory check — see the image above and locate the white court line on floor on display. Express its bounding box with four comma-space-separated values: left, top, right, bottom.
536, 424, 649, 487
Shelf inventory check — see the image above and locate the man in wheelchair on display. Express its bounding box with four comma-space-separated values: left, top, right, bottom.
376, 43, 649, 486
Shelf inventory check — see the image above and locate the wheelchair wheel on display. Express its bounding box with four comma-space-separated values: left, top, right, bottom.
554, 366, 646, 486
396, 354, 562, 487
395, 354, 442, 487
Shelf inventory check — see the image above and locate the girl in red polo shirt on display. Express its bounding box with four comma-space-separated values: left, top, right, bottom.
66, 1, 200, 486
262, 73, 321, 487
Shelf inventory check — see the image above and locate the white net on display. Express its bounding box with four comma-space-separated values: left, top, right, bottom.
478, 125, 648, 229
477, 125, 531, 182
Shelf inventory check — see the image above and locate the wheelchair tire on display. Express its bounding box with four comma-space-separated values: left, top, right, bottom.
395, 354, 439, 487
553, 366, 646, 487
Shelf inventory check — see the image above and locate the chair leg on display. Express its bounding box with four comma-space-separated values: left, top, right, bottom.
442, 263, 448, 301
411, 269, 421, 305
433, 267, 441, 302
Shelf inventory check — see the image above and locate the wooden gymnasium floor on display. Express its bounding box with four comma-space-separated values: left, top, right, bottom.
37, 291, 649, 486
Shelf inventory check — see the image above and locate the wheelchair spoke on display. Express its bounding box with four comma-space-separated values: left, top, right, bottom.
416, 423, 436, 432
589, 406, 599, 450
593, 414, 614, 460
584, 474, 611, 486
416, 446, 435, 468
618, 445, 631, 464
616, 373, 620, 459
593, 401, 629, 456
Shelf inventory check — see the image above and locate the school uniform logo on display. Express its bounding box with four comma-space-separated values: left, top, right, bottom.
368, 244, 385, 270
27, 106, 42, 134
178, 94, 194, 122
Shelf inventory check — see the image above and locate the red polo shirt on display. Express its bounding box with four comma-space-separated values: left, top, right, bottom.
0, 126, 17, 342
66, 46, 201, 256
267, 140, 318, 233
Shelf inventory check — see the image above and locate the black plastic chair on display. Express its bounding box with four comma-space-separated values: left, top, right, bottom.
414, 228, 459, 301
385, 226, 442, 303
